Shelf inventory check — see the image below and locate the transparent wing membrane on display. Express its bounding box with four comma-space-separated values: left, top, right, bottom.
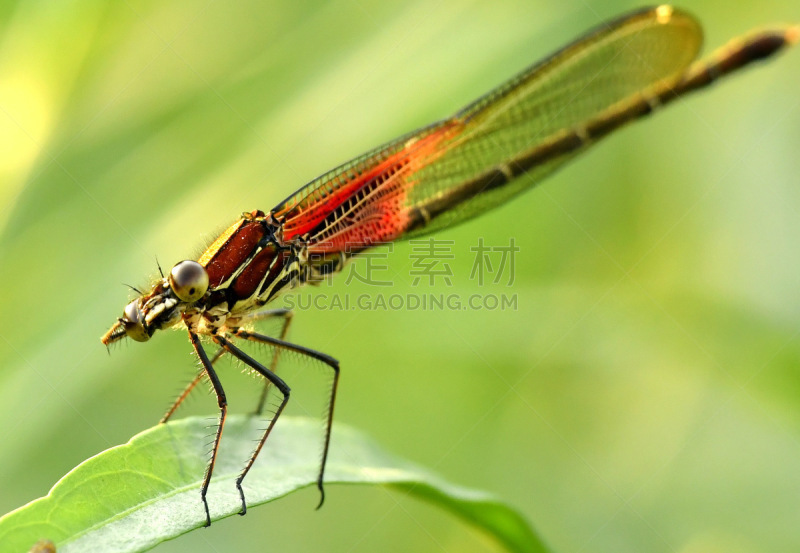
274, 7, 706, 246
405, 8, 701, 235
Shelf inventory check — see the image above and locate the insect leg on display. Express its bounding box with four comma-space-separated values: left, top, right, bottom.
233, 329, 339, 509
213, 333, 291, 516
234, 308, 294, 415
161, 347, 226, 423
187, 330, 227, 527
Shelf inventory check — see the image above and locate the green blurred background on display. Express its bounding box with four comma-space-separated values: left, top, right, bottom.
1, 0, 799, 551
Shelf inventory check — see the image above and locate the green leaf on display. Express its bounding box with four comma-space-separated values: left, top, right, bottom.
0, 416, 549, 553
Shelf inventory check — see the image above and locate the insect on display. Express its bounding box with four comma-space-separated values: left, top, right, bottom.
102, 5, 797, 527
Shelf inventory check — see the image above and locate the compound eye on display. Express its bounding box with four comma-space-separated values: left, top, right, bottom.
123, 300, 150, 342
169, 260, 209, 302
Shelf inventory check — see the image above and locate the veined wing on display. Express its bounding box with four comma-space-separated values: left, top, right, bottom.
271, 6, 790, 254
400, 5, 701, 237
272, 119, 451, 246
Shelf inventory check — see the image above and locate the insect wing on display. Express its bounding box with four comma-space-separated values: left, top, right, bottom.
272, 7, 702, 252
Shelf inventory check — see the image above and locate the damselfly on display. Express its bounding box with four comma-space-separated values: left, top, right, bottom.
102, 6, 798, 526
